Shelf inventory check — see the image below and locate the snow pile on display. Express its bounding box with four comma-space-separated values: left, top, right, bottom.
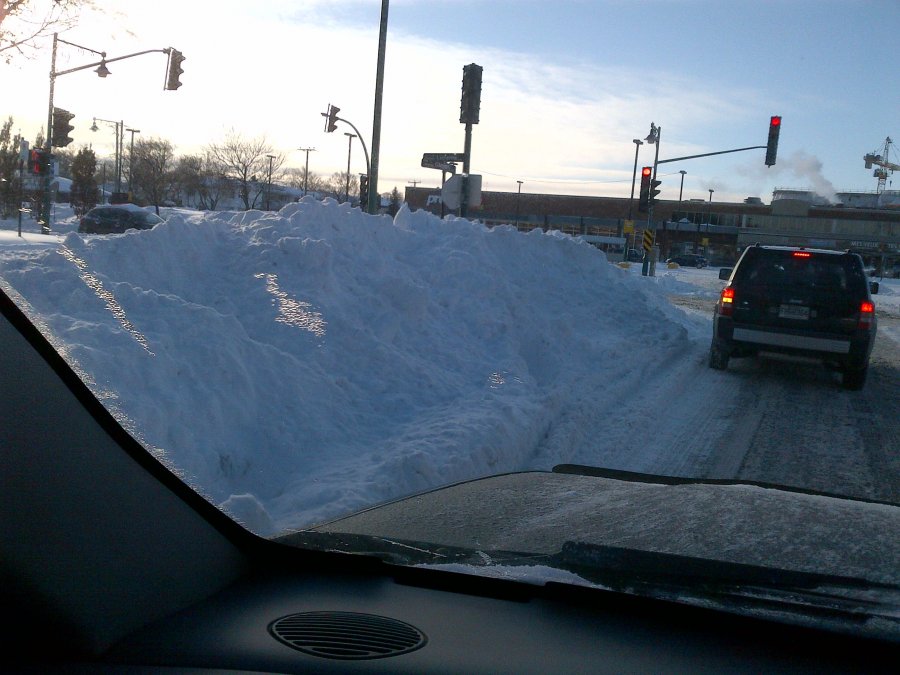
0, 199, 693, 533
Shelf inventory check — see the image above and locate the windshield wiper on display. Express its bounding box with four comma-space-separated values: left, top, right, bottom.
277, 530, 548, 568
552, 541, 900, 624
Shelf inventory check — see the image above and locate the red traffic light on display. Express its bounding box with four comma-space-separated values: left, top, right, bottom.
638, 166, 653, 212
765, 115, 782, 167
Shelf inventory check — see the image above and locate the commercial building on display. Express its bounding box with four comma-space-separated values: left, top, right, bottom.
403, 186, 900, 276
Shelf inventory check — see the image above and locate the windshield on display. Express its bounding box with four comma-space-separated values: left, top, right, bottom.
2, 0, 899, 638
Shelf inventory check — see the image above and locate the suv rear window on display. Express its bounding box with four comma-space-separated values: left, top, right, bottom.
732, 249, 868, 296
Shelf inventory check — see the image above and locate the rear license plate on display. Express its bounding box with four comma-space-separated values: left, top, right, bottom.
779, 304, 810, 320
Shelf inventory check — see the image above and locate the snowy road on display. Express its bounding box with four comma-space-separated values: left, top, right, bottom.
599, 288, 900, 504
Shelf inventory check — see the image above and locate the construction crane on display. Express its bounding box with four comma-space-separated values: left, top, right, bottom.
863, 136, 899, 193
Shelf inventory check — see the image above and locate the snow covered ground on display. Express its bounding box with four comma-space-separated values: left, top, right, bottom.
1, 203, 897, 535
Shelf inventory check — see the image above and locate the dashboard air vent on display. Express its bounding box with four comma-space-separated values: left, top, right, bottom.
269, 611, 427, 660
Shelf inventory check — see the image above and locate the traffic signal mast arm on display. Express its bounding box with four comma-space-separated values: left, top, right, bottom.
656, 145, 766, 165
53, 48, 170, 78
321, 105, 371, 179
658, 116, 781, 166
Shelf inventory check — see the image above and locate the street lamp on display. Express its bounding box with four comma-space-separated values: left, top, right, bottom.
344, 132, 356, 203
266, 154, 276, 211
515, 180, 524, 228
125, 127, 140, 199
297, 147, 316, 197
678, 170, 687, 207
91, 117, 125, 195
627, 138, 644, 222
703, 188, 715, 253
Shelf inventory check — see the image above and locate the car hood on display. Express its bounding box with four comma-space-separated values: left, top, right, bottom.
296, 466, 900, 587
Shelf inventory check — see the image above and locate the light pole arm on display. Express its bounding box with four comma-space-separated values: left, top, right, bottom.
657, 145, 765, 165
53, 48, 169, 78
335, 116, 371, 180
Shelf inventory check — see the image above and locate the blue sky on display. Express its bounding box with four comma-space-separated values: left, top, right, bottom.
3, 0, 898, 203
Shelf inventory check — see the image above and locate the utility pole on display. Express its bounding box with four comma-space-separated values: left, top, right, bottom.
266, 154, 275, 210
515, 180, 523, 228
296, 147, 316, 197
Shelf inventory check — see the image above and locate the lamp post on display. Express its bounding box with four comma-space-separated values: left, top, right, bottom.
344, 132, 356, 203
91, 117, 124, 195
125, 127, 140, 199
297, 147, 316, 197
627, 138, 643, 221
703, 188, 715, 253
622, 138, 643, 260
266, 154, 276, 210
515, 180, 523, 228
678, 170, 687, 207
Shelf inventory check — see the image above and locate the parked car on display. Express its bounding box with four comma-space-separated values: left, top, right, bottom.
709, 245, 878, 389
666, 253, 708, 268
78, 204, 164, 234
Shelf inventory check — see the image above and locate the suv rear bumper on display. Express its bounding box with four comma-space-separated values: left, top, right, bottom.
713, 317, 874, 369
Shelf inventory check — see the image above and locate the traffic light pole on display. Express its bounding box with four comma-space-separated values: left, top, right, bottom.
368, 0, 389, 214
643, 127, 661, 277
460, 121, 472, 218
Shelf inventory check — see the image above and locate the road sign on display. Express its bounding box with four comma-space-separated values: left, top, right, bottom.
441, 174, 482, 210
642, 230, 654, 252
623, 220, 635, 234
422, 152, 465, 173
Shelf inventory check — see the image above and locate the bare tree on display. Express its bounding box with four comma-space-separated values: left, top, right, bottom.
130, 137, 173, 214
206, 131, 283, 210
1, 0, 94, 63
282, 166, 325, 196
325, 171, 358, 203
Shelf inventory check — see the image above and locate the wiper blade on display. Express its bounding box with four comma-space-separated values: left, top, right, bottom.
554, 541, 900, 622
277, 530, 546, 568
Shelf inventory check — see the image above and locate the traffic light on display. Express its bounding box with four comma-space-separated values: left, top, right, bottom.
765, 115, 781, 166
649, 178, 662, 205
52, 107, 75, 147
324, 104, 340, 133
460, 63, 483, 124
29, 149, 50, 175
638, 166, 652, 212
359, 174, 369, 208
165, 48, 185, 90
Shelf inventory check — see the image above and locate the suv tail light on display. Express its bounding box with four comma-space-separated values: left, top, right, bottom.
718, 287, 735, 316
858, 301, 875, 329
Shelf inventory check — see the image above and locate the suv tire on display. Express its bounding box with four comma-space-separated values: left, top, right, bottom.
841, 365, 868, 391
708, 340, 730, 370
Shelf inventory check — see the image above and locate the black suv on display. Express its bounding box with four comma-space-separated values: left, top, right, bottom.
709, 245, 878, 390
